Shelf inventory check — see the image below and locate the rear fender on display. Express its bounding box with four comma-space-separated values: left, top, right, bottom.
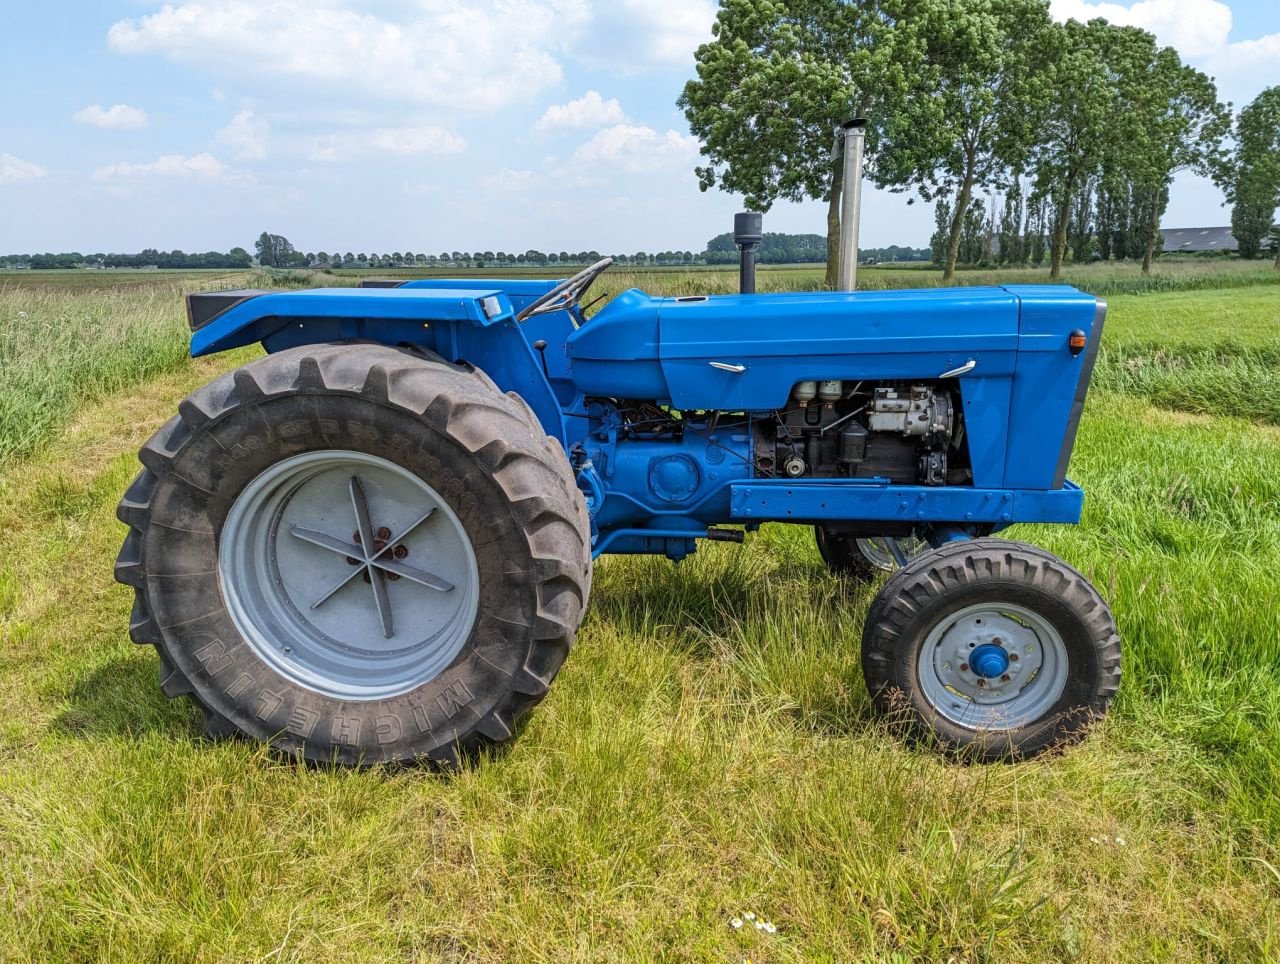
185, 287, 568, 446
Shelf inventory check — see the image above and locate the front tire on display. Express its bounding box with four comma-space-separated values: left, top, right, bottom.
861, 539, 1120, 761
115, 343, 591, 766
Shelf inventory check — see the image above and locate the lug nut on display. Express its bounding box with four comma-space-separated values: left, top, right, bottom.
353, 531, 362, 544
393, 545, 408, 559
960, 663, 970, 672
1001, 673, 1011, 682
387, 572, 400, 582
345, 556, 359, 566
376, 526, 392, 540
1009, 653, 1019, 662
976, 679, 986, 688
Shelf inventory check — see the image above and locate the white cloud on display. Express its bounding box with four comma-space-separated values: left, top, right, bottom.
0, 154, 47, 184
1050, 0, 1280, 89
579, 0, 716, 69
92, 152, 230, 182
107, 0, 591, 111
482, 168, 541, 192
571, 124, 698, 174
534, 91, 626, 134
309, 126, 466, 162
73, 103, 149, 130
216, 108, 269, 160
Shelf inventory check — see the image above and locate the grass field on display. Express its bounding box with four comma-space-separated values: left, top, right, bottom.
1, 262, 1278, 960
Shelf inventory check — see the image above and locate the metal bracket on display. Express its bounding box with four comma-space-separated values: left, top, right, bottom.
938, 358, 977, 379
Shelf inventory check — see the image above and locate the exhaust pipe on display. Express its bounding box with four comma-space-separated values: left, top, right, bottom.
837, 119, 867, 291
733, 211, 762, 294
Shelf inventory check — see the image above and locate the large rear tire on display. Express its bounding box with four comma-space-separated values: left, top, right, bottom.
115, 343, 591, 766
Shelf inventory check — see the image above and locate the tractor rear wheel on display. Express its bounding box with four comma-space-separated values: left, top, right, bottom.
861, 539, 1120, 761
115, 343, 591, 766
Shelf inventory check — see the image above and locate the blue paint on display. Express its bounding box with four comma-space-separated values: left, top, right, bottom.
184, 277, 1103, 561
970, 644, 1011, 679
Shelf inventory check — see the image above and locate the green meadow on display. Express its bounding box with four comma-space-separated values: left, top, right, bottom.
1, 263, 1277, 960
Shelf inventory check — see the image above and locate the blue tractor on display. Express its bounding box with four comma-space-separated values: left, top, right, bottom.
115, 255, 1120, 766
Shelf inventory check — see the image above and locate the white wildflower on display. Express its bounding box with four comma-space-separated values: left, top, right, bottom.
1115, 836, 1127, 846
730, 918, 742, 929
745, 912, 755, 921
764, 922, 778, 934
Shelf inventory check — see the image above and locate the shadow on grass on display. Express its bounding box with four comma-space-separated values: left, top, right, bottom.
50, 650, 199, 740
46, 648, 530, 775
587, 551, 888, 738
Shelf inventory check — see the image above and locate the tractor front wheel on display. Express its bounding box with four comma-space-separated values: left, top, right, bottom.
115, 343, 591, 766
861, 539, 1120, 761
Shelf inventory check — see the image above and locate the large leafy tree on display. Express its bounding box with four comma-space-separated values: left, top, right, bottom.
1027, 18, 1118, 279
679, 0, 919, 285
1103, 32, 1228, 273
1216, 87, 1280, 263
876, 0, 1052, 280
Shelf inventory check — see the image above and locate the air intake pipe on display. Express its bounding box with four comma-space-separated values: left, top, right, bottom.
733, 211, 762, 294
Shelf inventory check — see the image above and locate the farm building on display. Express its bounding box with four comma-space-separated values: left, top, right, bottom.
1160, 226, 1237, 252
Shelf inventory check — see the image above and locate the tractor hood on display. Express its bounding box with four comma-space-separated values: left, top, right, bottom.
568, 285, 1040, 410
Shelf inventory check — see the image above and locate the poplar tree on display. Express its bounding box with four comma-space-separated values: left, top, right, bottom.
1216, 87, 1280, 263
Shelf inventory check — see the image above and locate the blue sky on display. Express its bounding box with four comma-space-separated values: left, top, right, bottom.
1, 0, 1277, 256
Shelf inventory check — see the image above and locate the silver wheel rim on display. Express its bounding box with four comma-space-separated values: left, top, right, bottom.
917, 602, 1068, 730
856, 535, 928, 571
219, 450, 479, 701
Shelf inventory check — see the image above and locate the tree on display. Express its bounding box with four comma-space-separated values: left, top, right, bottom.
997, 179, 1026, 264
1216, 87, 1280, 263
679, 0, 916, 285
877, 0, 1051, 280
253, 232, 300, 268
1106, 36, 1228, 272
1028, 19, 1117, 279
929, 197, 952, 267
1025, 189, 1047, 265
958, 197, 989, 266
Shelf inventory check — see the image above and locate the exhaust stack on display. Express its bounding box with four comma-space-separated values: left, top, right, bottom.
733, 211, 763, 294
837, 119, 867, 291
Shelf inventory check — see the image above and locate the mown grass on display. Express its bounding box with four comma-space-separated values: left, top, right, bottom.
0, 263, 1277, 959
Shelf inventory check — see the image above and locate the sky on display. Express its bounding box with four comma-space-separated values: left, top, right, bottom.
1, 0, 1277, 257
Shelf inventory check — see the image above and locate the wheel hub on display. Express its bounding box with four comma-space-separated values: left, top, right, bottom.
219, 450, 480, 701
919, 603, 1068, 730
969, 643, 1010, 679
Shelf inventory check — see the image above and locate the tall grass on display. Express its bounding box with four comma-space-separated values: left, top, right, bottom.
1094, 344, 1280, 423
0, 285, 192, 464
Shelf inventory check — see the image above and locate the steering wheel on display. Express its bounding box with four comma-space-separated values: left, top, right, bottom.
515, 257, 614, 323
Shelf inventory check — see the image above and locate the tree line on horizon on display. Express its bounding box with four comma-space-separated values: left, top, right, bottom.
680, 0, 1280, 280
0, 231, 928, 271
